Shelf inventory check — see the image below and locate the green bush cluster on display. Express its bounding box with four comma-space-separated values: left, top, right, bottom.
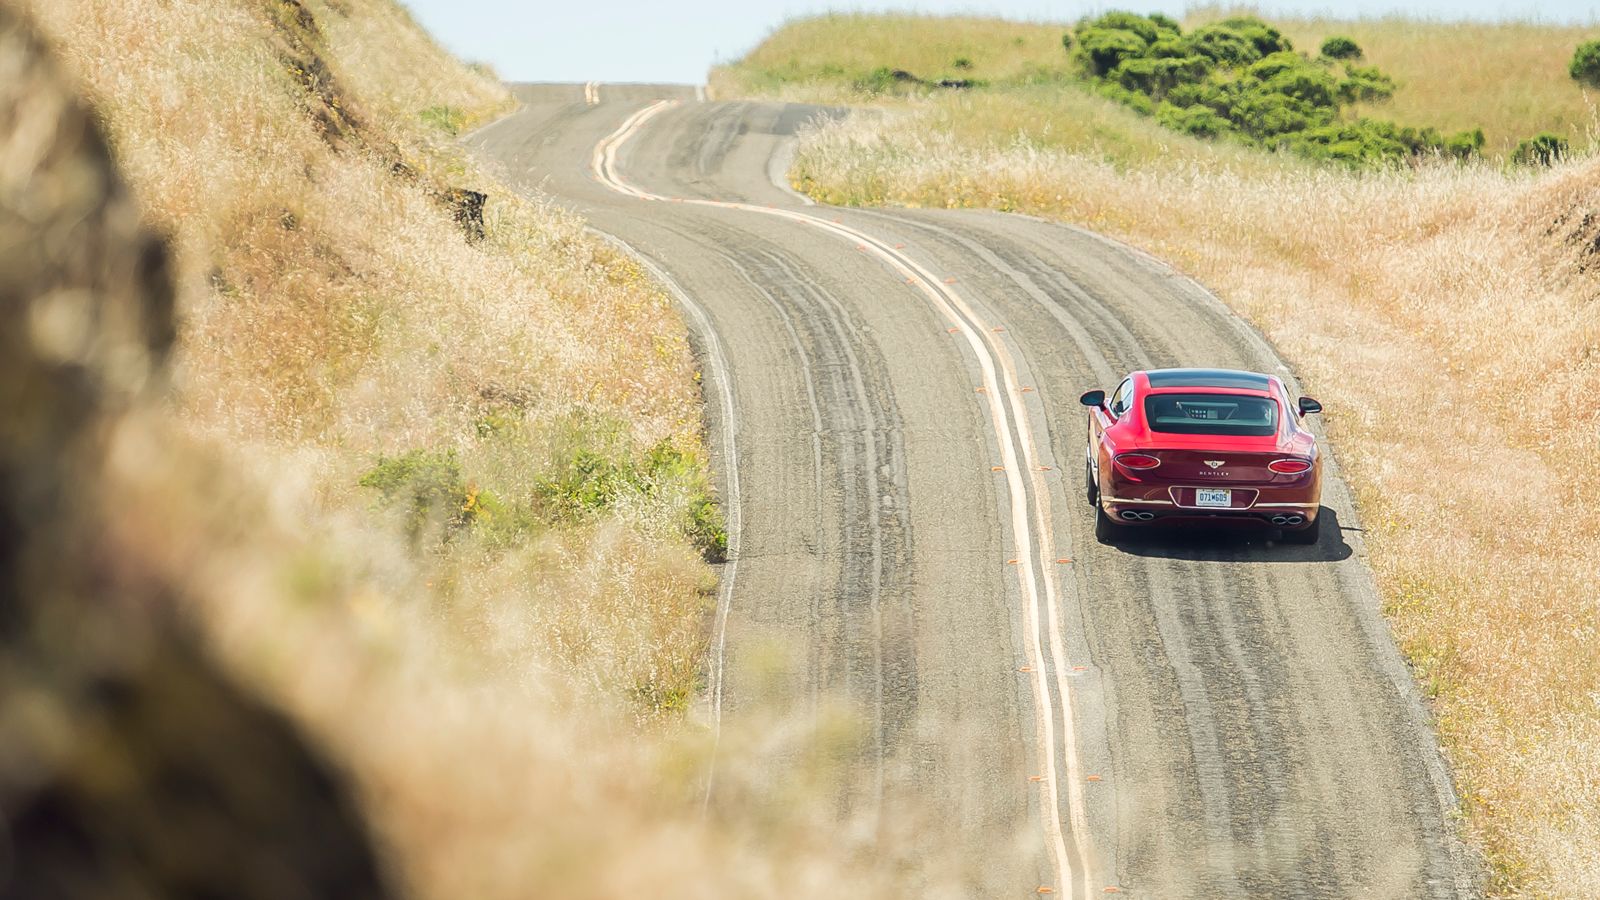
360, 439, 726, 560
1290, 121, 1483, 165
1570, 40, 1600, 87
1319, 36, 1363, 60
419, 104, 467, 135
359, 449, 500, 542
1512, 132, 1568, 167
1069, 12, 1482, 165
535, 441, 727, 561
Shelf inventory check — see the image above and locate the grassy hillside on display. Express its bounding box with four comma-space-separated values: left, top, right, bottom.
718, 14, 1072, 95
23, 0, 710, 711
724, 13, 1600, 897
715, 11, 1596, 160
722, 15, 1307, 176
11, 0, 906, 895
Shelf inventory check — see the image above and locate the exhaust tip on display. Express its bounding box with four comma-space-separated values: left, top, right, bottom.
1286, 515, 1304, 525
1120, 511, 1141, 521
1271, 516, 1288, 525
1137, 511, 1155, 520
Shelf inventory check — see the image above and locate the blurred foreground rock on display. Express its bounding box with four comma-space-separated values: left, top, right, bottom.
0, 7, 389, 898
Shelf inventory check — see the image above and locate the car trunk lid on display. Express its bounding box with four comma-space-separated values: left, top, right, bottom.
1121, 444, 1291, 485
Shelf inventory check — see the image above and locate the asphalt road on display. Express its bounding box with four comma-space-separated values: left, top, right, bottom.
466, 83, 1475, 898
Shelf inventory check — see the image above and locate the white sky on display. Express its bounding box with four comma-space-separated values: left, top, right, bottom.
399, 1, 1600, 84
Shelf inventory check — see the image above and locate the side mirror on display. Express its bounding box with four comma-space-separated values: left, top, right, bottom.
1079, 389, 1106, 408
1297, 396, 1322, 416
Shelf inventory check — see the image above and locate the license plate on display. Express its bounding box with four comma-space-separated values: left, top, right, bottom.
1195, 488, 1232, 508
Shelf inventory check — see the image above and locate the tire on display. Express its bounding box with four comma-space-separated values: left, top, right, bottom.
1095, 503, 1124, 545
1282, 511, 1321, 545
1085, 453, 1100, 508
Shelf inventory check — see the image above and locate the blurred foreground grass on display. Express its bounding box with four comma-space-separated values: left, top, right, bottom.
0, 0, 969, 895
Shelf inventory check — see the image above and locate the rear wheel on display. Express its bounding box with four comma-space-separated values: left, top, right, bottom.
1282, 512, 1321, 545
1095, 503, 1125, 545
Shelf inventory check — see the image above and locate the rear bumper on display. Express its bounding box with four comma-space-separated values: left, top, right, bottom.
1101, 490, 1319, 528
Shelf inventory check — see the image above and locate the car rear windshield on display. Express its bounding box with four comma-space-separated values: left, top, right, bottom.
1143, 393, 1279, 436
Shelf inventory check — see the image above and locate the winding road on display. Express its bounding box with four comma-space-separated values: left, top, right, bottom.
466, 83, 1475, 898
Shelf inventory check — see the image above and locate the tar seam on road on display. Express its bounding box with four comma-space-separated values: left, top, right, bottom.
592, 98, 1097, 897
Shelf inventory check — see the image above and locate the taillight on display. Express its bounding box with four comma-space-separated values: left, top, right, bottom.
1268, 458, 1312, 475
1115, 453, 1161, 470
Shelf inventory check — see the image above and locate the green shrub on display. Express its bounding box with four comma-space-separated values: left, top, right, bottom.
1218, 17, 1292, 56
1114, 55, 1211, 97
640, 443, 727, 562
1443, 128, 1485, 160
536, 449, 635, 520
1288, 119, 1482, 165
1338, 65, 1396, 103
419, 105, 467, 135
1147, 36, 1191, 59
1076, 25, 1152, 75
1288, 121, 1411, 164
1184, 23, 1267, 64
360, 449, 494, 542
1570, 40, 1600, 87
1250, 52, 1339, 106
1320, 36, 1363, 60
1513, 132, 1568, 166
1094, 80, 1156, 115
535, 441, 726, 562
684, 493, 727, 563
1082, 10, 1173, 44
1165, 81, 1223, 109
952, 56, 973, 70
1156, 102, 1230, 137
1148, 12, 1182, 34
1068, 9, 1479, 168
1229, 88, 1327, 138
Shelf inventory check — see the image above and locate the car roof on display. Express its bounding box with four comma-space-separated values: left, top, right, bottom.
1142, 368, 1273, 391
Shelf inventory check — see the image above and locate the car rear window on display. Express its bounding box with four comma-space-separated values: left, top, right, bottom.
1144, 393, 1279, 436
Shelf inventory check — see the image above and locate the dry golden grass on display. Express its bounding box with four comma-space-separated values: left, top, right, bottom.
770, 81, 1600, 898
819, 86, 1306, 176
12, 0, 917, 895
24, 0, 709, 671
712, 13, 1072, 97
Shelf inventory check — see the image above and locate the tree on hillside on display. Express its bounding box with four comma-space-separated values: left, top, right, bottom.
1570, 40, 1600, 87
1320, 36, 1363, 60
1062, 11, 1483, 166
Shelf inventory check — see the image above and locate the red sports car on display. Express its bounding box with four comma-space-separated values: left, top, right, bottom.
1081, 368, 1324, 545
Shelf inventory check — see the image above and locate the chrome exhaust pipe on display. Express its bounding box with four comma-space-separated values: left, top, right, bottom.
1121, 510, 1141, 521
1271, 516, 1289, 525
1137, 511, 1155, 520
1286, 515, 1304, 526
